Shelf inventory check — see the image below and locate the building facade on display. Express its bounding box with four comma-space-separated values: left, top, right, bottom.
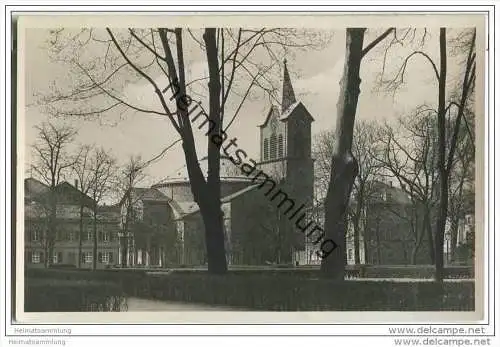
309, 180, 476, 266
118, 187, 178, 267
24, 178, 121, 269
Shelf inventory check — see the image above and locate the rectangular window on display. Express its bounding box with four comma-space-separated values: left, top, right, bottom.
84, 252, 93, 264
101, 252, 109, 264
103, 232, 110, 242
466, 215, 472, 224
270, 134, 277, 159
67, 231, 75, 241
99, 252, 114, 264
348, 249, 353, 260
31, 230, 40, 242
278, 134, 284, 158
32, 252, 41, 264
52, 252, 62, 264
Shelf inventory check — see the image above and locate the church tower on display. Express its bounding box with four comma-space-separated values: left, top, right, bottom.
257, 59, 315, 263
258, 59, 314, 196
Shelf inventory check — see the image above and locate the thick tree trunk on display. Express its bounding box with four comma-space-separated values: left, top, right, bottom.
203, 28, 228, 274
320, 28, 365, 279
183, 142, 228, 273
434, 28, 449, 282
199, 199, 227, 273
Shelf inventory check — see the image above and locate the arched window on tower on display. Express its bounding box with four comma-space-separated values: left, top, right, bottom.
270, 134, 277, 159
263, 138, 269, 160
278, 134, 284, 158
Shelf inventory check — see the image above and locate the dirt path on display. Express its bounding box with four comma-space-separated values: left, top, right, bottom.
127, 297, 238, 311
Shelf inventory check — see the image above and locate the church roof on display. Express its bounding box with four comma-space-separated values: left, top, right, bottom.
282, 58, 296, 113
258, 101, 314, 128
258, 105, 280, 128
258, 60, 314, 128
168, 200, 200, 220
180, 184, 261, 218
221, 184, 261, 203
130, 188, 169, 202
280, 101, 314, 122
155, 155, 252, 185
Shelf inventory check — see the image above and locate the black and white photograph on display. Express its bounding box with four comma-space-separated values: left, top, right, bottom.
12, 11, 488, 329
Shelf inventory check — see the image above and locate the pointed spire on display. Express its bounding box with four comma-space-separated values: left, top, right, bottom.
281, 58, 296, 113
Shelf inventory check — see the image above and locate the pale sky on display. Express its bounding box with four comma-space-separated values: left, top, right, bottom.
23, 27, 465, 189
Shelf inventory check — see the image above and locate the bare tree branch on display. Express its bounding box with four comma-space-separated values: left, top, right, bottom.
361, 28, 395, 58
107, 28, 181, 134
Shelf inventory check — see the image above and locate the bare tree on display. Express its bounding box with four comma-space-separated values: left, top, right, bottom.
447, 109, 475, 262
320, 28, 394, 279
31, 121, 77, 267
378, 28, 476, 281
350, 121, 385, 264
71, 144, 94, 268
87, 147, 116, 270
117, 155, 147, 268
434, 29, 476, 280
313, 119, 384, 265
376, 112, 440, 264
38, 27, 328, 274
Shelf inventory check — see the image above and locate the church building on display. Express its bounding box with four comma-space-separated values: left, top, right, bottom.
119, 61, 317, 267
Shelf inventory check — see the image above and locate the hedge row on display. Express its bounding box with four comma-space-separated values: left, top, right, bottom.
25, 278, 127, 312
361, 265, 474, 279
26, 264, 474, 279
140, 273, 474, 311
159, 265, 474, 279
25, 268, 475, 311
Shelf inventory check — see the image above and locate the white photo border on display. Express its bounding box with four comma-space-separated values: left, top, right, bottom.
1, 1, 496, 342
